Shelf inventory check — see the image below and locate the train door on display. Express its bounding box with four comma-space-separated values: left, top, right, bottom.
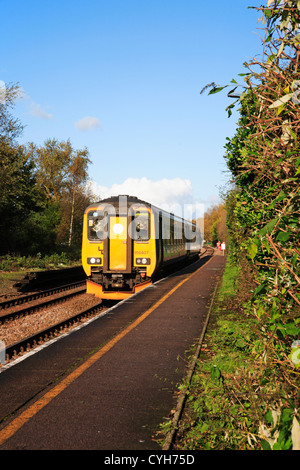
108, 215, 128, 271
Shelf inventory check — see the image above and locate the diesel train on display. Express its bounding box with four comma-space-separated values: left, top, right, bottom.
81, 195, 202, 300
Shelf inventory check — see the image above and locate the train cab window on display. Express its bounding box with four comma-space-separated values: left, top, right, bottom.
132, 211, 150, 241
88, 211, 107, 240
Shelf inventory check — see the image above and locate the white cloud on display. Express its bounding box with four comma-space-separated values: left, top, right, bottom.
75, 116, 101, 131
86, 177, 205, 219
29, 102, 53, 120
16, 88, 53, 120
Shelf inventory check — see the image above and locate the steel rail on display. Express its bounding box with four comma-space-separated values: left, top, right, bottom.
4, 302, 104, 361
0, 281, 86, 310
0, 285, 87, 324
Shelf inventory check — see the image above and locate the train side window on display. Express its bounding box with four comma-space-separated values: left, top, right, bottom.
88, 211, 107, 240
191, 223, 196, 242
162, 215, 170, 240
174, 220, 183, 243
132, 211, 150, 241
170, 217, 174, 244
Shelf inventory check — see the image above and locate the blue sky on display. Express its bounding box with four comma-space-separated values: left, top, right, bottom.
1, 0, 263, 213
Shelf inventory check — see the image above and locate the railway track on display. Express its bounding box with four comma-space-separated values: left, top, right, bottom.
0, 280, 86, 314
200, 246, 215, 257
2, 301, 106, 363
0, 281, 110, 364
0, 248, 215, 365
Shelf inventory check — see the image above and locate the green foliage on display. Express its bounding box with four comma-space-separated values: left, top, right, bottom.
159, 1, 300, 451
194, 0, 300, 450
0, 252, 77, 271
223, 1, 300, 450
157, 254, 299, 450
210, 220, 219, 246
0, 87, 93, 257
204, 203, 228, 246
157, 257, 264, 450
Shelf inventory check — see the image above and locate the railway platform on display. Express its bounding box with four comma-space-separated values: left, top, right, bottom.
0, 251, 226, 450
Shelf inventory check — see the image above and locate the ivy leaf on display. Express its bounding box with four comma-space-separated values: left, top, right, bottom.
208, 85, 228, 95
285, 323, 300, 336
261, 439, 272, 450
262, 239, 271, 254
210, 365, 223, 382
259, 218, 279, 237
248, 240, 258, 259
252, 283, 267, 298
265, 409, 274, 426
269, 190, 286, 208
276, 230, 291, 242
277, 102, 287, 115
225, 102, 237, 118
288, 127, 298, 146
292, 253, 298, 267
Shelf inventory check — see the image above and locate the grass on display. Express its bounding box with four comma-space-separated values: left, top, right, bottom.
156, 254, 263, 450
217, 261, 239, 299
0, 253, 80, 272
0, 271, 26, 297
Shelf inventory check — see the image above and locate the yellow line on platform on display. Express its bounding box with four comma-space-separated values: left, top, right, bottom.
0, 256, 214, 446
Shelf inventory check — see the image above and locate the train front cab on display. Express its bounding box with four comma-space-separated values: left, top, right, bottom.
82, 201, 157, 300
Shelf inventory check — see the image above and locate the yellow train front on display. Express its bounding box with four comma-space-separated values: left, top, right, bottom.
82, 195, 202, 300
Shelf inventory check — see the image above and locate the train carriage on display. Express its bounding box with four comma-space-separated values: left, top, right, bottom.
81, 195, 202, 300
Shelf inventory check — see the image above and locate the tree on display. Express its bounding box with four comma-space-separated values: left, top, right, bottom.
204, 203, 228, 246
0, 83, 41, 254
0, 82, 23, 141
0, 83, 94, 256
30, 139, 74, 202
65, 150, 91, 247
28, 139, 91, 251
56, 150, 92, 250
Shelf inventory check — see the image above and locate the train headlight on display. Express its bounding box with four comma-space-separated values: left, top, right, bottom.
87, 257, 102, 264
113, 223, 124, 235
136, 258, 150, 265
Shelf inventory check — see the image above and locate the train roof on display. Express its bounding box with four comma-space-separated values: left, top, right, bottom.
92, 195, 151, 207
86, 195, 198, 226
